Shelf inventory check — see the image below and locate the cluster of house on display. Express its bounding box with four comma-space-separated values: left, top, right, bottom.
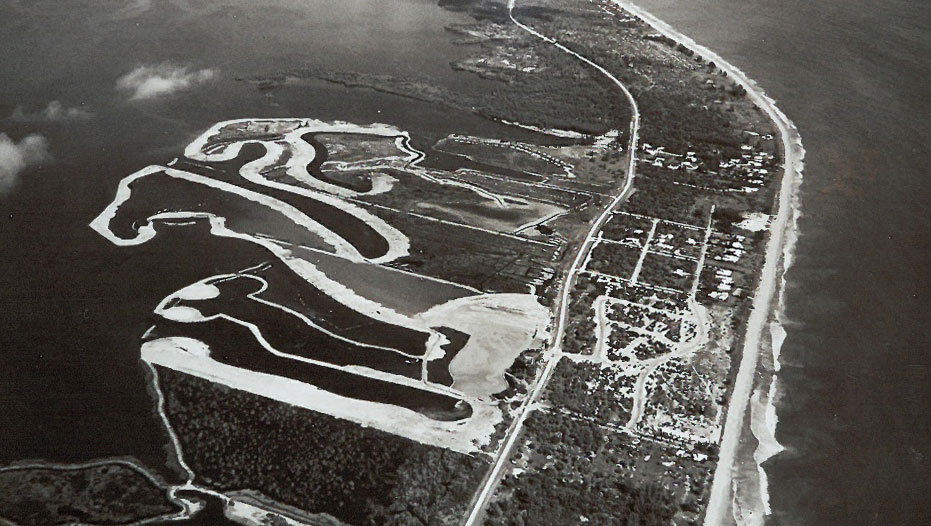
594, 0, 639, 24
651, 230, 700, 260
710, 233, 748, 264
639, 143, 701, 171
707, 267, 736, 302
717, 144, 775, 190
704, 232, 752, 301
639, 138, 776, 193
461, 34, 541, 76
607, 226, 648, 249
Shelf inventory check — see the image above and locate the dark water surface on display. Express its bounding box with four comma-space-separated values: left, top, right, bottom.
0, 0, 509, 483
632, 0, 930, 524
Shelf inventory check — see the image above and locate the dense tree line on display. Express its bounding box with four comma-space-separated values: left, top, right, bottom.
483, 412, 679, 526
158, 369, 489, 526
0, 463, 178, 526
624, 170, 712, 223
586, 241, 641, 277
637, 253, 695, 291
543, 360, 634, 425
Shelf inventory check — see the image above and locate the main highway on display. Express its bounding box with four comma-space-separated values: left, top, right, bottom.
463, 1, 641, 524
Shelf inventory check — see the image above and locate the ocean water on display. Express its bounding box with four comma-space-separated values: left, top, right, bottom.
631, 0, 931, 524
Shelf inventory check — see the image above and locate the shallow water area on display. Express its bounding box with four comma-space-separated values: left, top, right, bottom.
0, 0, 534, 480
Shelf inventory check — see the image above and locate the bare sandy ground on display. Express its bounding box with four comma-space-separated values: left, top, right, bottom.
418, 293, 550, 397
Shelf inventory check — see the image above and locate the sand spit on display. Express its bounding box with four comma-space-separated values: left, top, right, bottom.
224, 499, 322, 526
156, 274, 424, 357
185, 123, 412, 264
173, 281, 220, 301
90, 163, 445, 352
91, 132, 556, 455
496, 118, 589, 139
91, 171, 450, 348
141, 337, 500, 454
186, 121, 404, 219
610, 2, 806, 524
200, 119, 557, 236
88, 165, 376, 261
145, 275, 551, 453
188, 119, 524, 215
110, 120, 558, 344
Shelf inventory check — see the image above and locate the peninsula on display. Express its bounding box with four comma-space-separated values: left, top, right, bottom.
0, 1, 801, 525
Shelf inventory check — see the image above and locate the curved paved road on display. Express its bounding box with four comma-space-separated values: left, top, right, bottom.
463, 2, 641, 524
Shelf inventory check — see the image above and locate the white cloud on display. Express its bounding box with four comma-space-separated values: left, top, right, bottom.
10, 100, 92, 122
0, 133, 51, 193
116, 64, 218, 100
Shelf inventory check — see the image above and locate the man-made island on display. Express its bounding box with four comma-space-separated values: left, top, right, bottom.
0, 1, 801, 525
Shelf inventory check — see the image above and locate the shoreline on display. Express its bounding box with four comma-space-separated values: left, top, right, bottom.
611, 1, 806, 524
